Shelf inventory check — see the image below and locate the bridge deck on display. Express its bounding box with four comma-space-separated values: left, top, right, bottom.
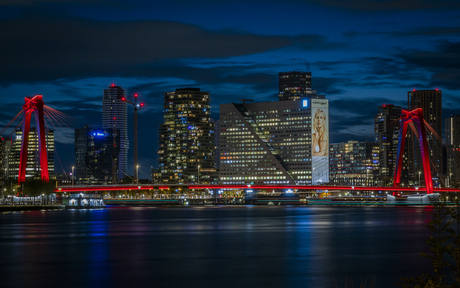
55, 184, 460, 193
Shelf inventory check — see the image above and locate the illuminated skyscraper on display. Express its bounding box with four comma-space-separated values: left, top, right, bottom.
278, 71, 313, 101
157, 88, 216, 184
8, 128, 54, 180
102, 84, 128, 181
407, 89, 442, 184
374, 104, 401, 184
219, 97, 329, 185
1, 137, 11, 180
75, 125, 120, 185
329, 141, 379, 187
446, 114, 460, 185
214, 119, 220, 169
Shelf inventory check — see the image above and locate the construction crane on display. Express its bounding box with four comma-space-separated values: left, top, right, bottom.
121, 94, 144, 183
239, 99, 253, 104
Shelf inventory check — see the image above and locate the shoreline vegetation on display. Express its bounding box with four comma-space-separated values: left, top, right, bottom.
397, 195, 460, 288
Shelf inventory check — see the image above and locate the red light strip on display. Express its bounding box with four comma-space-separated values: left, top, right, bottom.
54, 185, 460, 193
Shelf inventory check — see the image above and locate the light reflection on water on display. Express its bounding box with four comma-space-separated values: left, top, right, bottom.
0, 206, 433, 288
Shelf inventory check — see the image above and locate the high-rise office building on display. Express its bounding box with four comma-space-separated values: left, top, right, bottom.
374, 104, 401, 185
446, 115, 460, 185
407, 89, 442, 184
157, 88, 216, 184
75, 125, 120, 185
219, 97, 329, 185
279, 71, 314, 101
8, 128, 54, 180
102, 84, 128, 181
329, 141, 379, 187
1, 137, 11, 181
214, 119, 221, 169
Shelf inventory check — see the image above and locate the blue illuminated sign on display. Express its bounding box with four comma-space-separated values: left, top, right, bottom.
302, 99, 308, 107
92, 132, 108, 137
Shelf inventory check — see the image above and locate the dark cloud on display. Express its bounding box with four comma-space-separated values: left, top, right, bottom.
146, 63, 277, 87
374, 21, 397, 26
313, 51, 459, 91
344, 26, 460, 39
397, 40, 460, 90
314, 58, 409, 88
0, 14, 342, 85
122, 63, 346, 104
331, 97, 406, 114
43, 98, 102, 136
313, 77, 348, 95
108, 61, 282, 102
312, 60, 345, 71
394, 27, 460, 37
0, 0, 107, 6
357, 57, 427, 84
329, 97, 406, 143
125, 0, 460, 12
46, 97, 101, 112
443, 94, 460, 107
307, 0, 460, 12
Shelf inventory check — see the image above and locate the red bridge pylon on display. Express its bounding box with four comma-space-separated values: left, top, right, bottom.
393, 108, 434, 194
18, 95, 49, 184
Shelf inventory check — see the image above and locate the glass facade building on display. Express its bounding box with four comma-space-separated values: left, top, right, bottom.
1, 137, 11, 180
374, 104, 401, 185
219, 98, 329, 185
102, 85, 128, 181
157, 88, 216, 184
329, 141, 379, 187
8, 128, 54, 180
278, 71, 313, 101
407, 90, 443, 183
446, 115, 460, 186
75, 125, 120, 185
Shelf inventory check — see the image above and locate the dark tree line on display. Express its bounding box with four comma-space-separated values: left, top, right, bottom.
399, 195, 460, 288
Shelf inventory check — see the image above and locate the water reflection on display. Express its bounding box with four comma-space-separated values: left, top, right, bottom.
0, 206, 433, 288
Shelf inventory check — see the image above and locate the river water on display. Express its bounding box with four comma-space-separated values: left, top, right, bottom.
0, 206, 435, 288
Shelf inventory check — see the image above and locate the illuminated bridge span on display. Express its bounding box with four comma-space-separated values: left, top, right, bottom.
55, 184, 460, 194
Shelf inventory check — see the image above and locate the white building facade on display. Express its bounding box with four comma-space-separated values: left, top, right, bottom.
219, 98, 329, 185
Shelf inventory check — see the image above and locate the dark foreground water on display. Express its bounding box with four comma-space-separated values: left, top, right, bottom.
0, 206, 434, 288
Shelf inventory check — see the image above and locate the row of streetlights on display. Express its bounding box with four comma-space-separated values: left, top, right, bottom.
418, 171, 455, 188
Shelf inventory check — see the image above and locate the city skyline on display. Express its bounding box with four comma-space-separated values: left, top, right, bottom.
0, 0, 459, 174
0, 79, 455, 177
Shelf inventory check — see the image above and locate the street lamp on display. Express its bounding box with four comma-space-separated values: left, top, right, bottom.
418, 171, 421, 186
72, 166, 75, 186
136, 165, 139, 184
197, 165, 201, 185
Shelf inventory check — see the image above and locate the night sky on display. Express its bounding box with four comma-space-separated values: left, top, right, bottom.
1, 0, 460, 177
